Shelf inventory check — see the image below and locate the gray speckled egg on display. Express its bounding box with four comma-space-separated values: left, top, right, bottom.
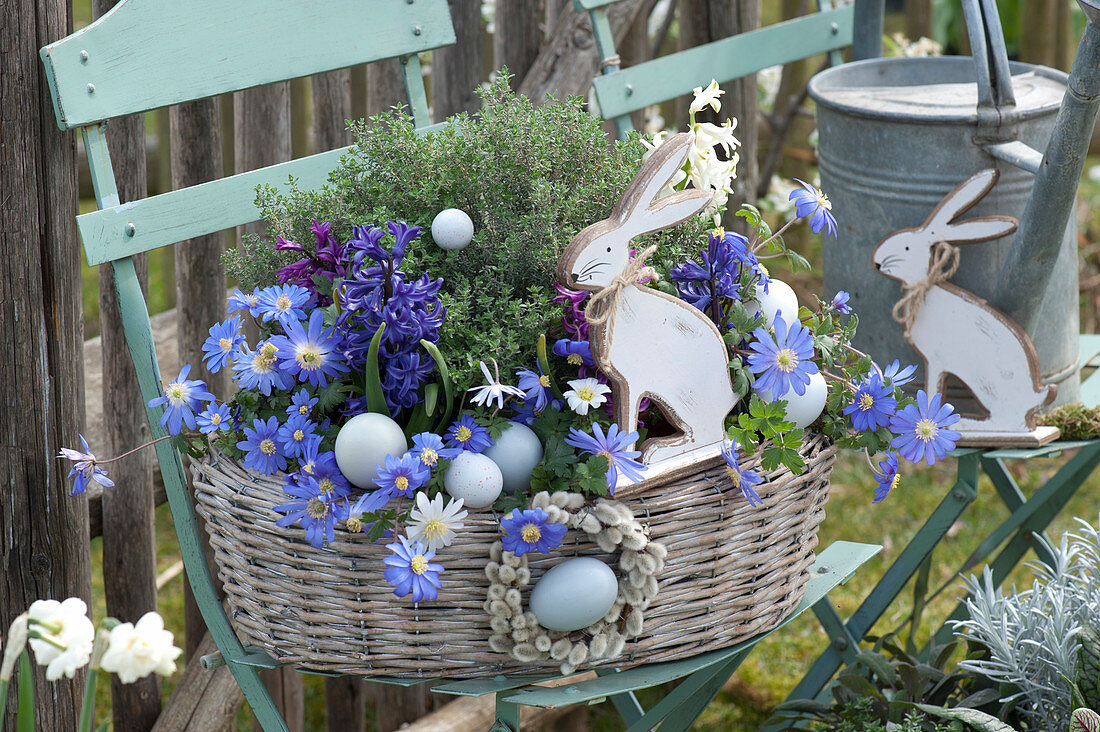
443, 451, 503, 508
431, 208, 474, 251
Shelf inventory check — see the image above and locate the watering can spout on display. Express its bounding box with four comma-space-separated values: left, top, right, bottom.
993, 0, 1100, 336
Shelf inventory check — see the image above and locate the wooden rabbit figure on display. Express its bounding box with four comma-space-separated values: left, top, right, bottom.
873, 168, 1058, 445
558, 132, 737, 466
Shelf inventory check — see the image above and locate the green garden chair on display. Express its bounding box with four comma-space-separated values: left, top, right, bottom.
41, 2, 880, 728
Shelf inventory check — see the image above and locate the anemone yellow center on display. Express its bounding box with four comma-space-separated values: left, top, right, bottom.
456, 426, 472, 442
346, 516, 362, 533
712, 226, 725, 238
297, 348, 320, 368
815, 190, 832, 210
775, 348, 798, 373
252, 353, 272, 372
395, 476, 409, 491
577, 386, 595, 401
410, 555, 428, 575
276, 294, 291, 310
307, 498, 327, 519
298, 405, 310, 415
597, 450, 614, 470
567, 354, 583, 366
424, 518, 446, 542
858, 393, 874, 411
302, 463, 315, 475
260, 343, 278, 360
210, 413, 222, 425
539, 375, 550, 388
726, 466, 741, 489
521, 523, 542, 544
219, 337, 233, 352
419, 447, 438, 466
318, 478, 334, 495
915, 419, 939, 442
890, 474, 901, 492
260, 439, 277, 455
166, 383, 185, 401
291, 430, 303, 442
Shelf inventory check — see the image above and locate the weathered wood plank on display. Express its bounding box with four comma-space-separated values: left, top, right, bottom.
2, 0, 91, 728
39, 0, 456, 129
494, 0, 542, 86
150, 633, 243, 732
325, 676, 366, 732
367, 59, 406, 116
432, 0, 484, 121
90, 1, 161, 727
312, 70, 353, 152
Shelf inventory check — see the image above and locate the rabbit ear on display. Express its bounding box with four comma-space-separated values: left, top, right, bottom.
942, 215, 1018, 244
613, 132, 711, 232
927, 169, 999, 230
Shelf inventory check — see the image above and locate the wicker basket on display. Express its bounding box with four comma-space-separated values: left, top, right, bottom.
190, 432, 836, 678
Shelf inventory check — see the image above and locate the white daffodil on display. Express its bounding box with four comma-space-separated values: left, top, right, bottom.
690, 79, 724, 114
468, 359, 525, 410
563, 378, 612, 416
99, 612, 182, 684
407, 492, 468, 550
27, 598, 95, 681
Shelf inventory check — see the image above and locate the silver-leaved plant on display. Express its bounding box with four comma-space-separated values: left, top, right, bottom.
952, 515, 1100, 731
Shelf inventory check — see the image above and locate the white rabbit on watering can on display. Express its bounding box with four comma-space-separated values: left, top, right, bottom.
558, 133, 736, 465
872, 168, 1056, 441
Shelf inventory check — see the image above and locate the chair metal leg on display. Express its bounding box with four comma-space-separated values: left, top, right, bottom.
227, 661, 290, 732
624, 651, 748, 732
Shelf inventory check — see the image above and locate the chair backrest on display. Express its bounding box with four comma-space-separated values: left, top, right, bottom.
39, 2, 456, 698
575, 0, 883, 139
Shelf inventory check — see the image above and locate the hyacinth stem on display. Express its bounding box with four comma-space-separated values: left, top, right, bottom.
0, 676, 7, 726
77, 667, 99, 732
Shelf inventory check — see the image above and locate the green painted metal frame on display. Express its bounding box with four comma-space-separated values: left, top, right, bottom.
764, 356, 1100, 728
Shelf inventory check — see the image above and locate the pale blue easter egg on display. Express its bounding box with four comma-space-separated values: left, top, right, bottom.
530, 557, 619, 632
755, 370, 828, 429
333, 413, 408, 488
431, 208, 474, 251
746, 279, 799, 328
443, 452, 503, 509
483, 423, 544, 494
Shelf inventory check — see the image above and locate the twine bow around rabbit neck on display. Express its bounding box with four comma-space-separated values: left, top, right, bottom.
891, 240, 960, 336
585, 244, 661, 329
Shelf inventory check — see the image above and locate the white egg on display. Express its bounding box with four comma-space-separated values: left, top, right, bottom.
756, 370, 828, 429
431, 208, 474, 251
530, 557, 619, 632
483, 423, 544, 494
746, 279, 799, 328
333, 413, 408, 488
443, 452, 503, 509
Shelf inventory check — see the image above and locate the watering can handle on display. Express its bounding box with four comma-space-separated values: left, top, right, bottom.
962, 0, 1017, 131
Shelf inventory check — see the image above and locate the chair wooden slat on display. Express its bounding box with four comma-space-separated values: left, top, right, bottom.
40, 0, 454, 129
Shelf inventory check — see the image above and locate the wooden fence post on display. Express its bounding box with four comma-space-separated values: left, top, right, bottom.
90, 0, 161, 727
432, 0, 484, 121
367, 59, 406, 116
1, 0, 92, 728
494, 0, 541, 85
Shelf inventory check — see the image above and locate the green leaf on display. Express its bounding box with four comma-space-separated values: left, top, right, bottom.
364, 323, 390, 416
423, 383, 439, 418
17, 651, 34, 732
420, 340, 455, 430
912, 703, 1019, 731
1072, 708, 1100, 732
536, 333, 562, 399
539, 435, 579, 477
316, 379, 348, 414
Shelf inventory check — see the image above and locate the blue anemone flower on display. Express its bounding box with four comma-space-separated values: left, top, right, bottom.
278, 414, 317, 459
889, 390, 961, 466
409, 432, 459, 471
146, 364, 216, 436
383, 536, 443, 603
500, 508, 567, 557
873, 452, 900, 503
721, 439, 764, 506
516, 366, 552, 413
274, 475, 343, 548
746, 314, 819, 398
881, 359, 917, 388
287, 389, 318, 418
256, 284, 310, 325
268, 309, 348, 388
830, 291, 851, 315
564, 423, 646, 493
843, 374, 897, 432
374, 452, 429, 498
445, 414, 493, 453
227, 288, 263, 317
232, 341, 296, 396
57, 435, 114, 496
196, 402, 233, 434
552, 338, 595, 369
236, 416, 286, 475
201, 316, 245, 374
790, 178, 838, 238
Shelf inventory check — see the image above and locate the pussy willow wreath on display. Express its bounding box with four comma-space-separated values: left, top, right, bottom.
484, 491, 667, 675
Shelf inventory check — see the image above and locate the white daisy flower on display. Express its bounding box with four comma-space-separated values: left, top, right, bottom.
468, 359, 525, 410
563, 378, 612, 416
407, 492, 468, 550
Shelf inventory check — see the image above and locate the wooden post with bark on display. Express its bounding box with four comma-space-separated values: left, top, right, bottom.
432, 0, 484, 121
1, 0, 92, 728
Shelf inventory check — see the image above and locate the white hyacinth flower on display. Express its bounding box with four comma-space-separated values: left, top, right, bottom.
563, 378, 612, 416
407, 492, 468, 550
468, 359, 525, 410
100, 612, 182, 684
692, 119, 740, 157
27, 598, 95, 681
690, 79, 724, 114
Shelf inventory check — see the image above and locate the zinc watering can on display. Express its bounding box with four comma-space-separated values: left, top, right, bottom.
811, 0, 1100, 408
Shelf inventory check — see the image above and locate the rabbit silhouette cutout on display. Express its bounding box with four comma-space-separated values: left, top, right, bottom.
873, 168, 1057, 443
558, 132, 737, 468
